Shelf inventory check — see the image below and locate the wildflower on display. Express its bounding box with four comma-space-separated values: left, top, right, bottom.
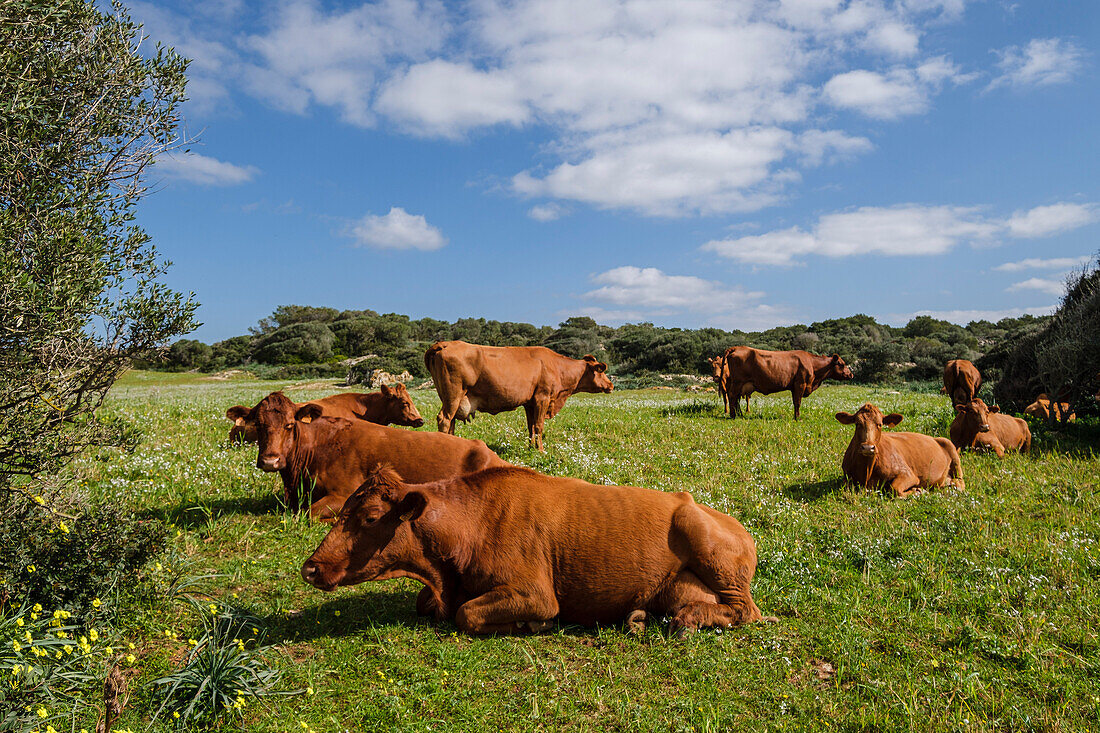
58, 522, 69, 535
208, 603, 217, 615
307, 686, 314, 696
55, 631, 67, 639
91, 599, 102, 609
88, 629, 98, 642
15, 618, 23, 627
32, 604, 42, 613
12, 665, 21, 675
173, 712, 180, 719
125, 654, 135, 664
12, 641, 21, 652
188, 638, 197, 646
155, 562, 162, 572
26, 565, 36, 573
37, 707, 47, 718
251, 627, 258, 635
104, 646, 113, 655
127, 642, 135, 650
334, 610, 340, 616
33, 495, 45, 505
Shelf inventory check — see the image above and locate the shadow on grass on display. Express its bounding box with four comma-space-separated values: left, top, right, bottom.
145, 493, 287, 529
784, 477, 846, 502
660, 400, 721, 418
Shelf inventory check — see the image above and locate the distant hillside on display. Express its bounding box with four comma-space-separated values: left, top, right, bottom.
144, 304, 1052, 385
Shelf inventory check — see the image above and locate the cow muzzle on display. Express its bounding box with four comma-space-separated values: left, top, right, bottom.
300, 561, 338, 591
858, 443, 876, 457
257, 456, 283, 472
410, 418, 425, 428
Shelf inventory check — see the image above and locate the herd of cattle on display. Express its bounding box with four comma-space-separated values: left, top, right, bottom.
221, 342, 1047, 636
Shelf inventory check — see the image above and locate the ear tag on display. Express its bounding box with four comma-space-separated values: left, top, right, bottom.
300, 416, 312, 424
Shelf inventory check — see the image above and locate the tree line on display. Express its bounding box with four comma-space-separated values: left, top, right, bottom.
152, 304, 1054, 385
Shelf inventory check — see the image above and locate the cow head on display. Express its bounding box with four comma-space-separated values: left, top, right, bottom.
250, 392, 322, 472
709, 356, 724, 379
829, 354, 855, 381
835, 403, 903, 457
300, 466, 427, 591
377, 383, 425, 428
225, 405, 258, 444
955, 398, 996, 436
579, 355, 614, 393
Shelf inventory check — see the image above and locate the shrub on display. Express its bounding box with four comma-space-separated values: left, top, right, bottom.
251, 322, 335, 364
0, 496, 166, 615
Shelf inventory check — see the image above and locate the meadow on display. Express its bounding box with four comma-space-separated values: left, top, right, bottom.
81, 371, 1100, 732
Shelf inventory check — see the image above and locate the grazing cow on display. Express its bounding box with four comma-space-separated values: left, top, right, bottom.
1024, 394, 1076, 423
244, 392, 506, 520
226, 384, 424, 443
301, 465, 765, 636
941, 360, 982, 406
425, 341, 614, 450
723, 347, 853, 419
950, 398, 1031, 457
836, 403, 963, 498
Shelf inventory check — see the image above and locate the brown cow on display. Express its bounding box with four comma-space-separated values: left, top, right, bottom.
950, 398, 1031, 457
709, 355, 741, 415
425, 341, 614, 450
226, 384, 424, 443
941, 359, 981, 406
723, 347, 853, 419
1024, 394, 1076, 423
301, 464, 765, 636
244, 392, 506, 520
836, 403, 964, 497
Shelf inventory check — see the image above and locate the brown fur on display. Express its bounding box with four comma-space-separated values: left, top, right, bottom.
836, 403, 963, 498
301, 465, 764, 636
723, 347, 853, 419
425, 341, 613, 450
245, 392, 506, 520
949, 398, 1031, 457
941, 360, 982, 407
226, 384, 424, 443
709, 355, 740, 415
1024, 394, 1075, 423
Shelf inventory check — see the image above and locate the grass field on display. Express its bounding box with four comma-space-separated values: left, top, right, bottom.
79, 371, 1100, 732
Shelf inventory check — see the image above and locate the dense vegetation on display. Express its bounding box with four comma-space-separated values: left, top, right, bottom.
155, 304, 1052, 385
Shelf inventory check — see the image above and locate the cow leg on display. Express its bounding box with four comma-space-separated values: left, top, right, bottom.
791, 389, 803, 419
455, 585, 559, 635
525, 395, 551, 451
436, 390, 466, 435
728, 383, 743, 418
308, 494, 347, 523
889, 473, 920, 498
743, 393, 750, 416
666, 505, 762, 635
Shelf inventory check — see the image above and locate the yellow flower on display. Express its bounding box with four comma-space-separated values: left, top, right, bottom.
26, 565, 36, 573
37, 707, 47, 718
11, 665, 21, 675
58, 522, 69, 534
33, 495, 45, 505
32, 604, 42, 613
155, 562, 162, 572
188, 639, 197, 646
208, 603, 218, 615
15, 618, 23, 627
125, 654, 135, 664
172, 712, 180, 719
127, 642, 134, 650
91, 598, 102, 609
334, 610, 340, 616
12, 641, 21, 652
88, 629, 98, 641
55, 631, 67, 639
306, 686, 314, 696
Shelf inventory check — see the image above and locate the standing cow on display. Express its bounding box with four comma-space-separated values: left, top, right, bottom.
243, 391, 507, 520
425, 341, 613, 450
709, 355, 738, 415
723, 347, 853, 419
941, 360, 982, 406
301, 465, 765, 636
226, 384, 424, 443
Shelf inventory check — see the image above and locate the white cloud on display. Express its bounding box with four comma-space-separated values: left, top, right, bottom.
156, 152, 259, 186
1005, 203, 1099, 238
348, 207, 447, 251
822, 56, 968, 119
1006, 277, 1066, 296
703, 205, 997, 265
993, 255, 1091, 272
882, 305, 1056, 326
989, 38, 1087, 90
527, 203, 565, 222
706, 200, 1099, 266
585, 266, 764, 311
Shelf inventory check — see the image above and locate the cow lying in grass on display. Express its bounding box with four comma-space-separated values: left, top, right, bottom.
836, 403, 963, 497
226, 384, 424, 443
243, 392, 505, 520
1024, 394, 1075, 423
950, 399, 1031, 457
301, 465, 766, 636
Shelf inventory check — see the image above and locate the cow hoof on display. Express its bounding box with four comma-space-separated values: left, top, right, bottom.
625, 610, 647, 635
760, 616, 780, 624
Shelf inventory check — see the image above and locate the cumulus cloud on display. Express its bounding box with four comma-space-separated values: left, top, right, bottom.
156, 152, 259, 186
348, 207, 447, 251
822, 56, 969, 119
1005, 203, 1099, 238
993, 255, 1092, 272
703, 205, 997, 265
988, 38, 1087, 90
527, 203, 565, 222
705, 200, 1099, 266
1006, 277, 1066, 297
584, 266, 764, 311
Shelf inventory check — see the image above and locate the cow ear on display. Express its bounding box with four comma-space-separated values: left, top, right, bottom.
594, 361, 608, 373
832, 353, 840, 361
989, 405, 1000, 413
955, 404, 966, 414
883, 413, 903, 427
582, 354, 599, 364
835, 412, 856, 425
295, 403, 323, 423
380, 383, 394, 397
396, 491, 427, 523
226, 406, 250, 423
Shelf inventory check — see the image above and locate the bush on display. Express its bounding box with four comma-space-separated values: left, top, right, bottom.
854, 342, 907, 383
165, 339, 213, 371
0, 496, 166, 614
251, 322, 335, 364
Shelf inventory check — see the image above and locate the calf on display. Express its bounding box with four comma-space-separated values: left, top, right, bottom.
244, 392, 506, 520
950, 399, 1031, 457
836, 403, 963, 497
226, 384, 424, 443
301, 465, 765, 636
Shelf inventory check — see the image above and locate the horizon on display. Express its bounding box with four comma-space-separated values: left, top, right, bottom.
133, 1, 1099, 343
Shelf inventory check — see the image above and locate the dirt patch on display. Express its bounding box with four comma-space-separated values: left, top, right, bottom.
200, 369, 246, 381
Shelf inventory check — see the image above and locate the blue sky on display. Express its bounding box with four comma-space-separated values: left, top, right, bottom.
133, 0, 1100, 343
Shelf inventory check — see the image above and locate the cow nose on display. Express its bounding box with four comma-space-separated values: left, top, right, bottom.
301, 562, 320, 584
859, 443, 876, 456
979, 424, 990, 432
411, 418, 425, 428
258, 456, 281, 471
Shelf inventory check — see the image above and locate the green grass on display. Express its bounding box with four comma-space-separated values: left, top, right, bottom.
80, 371, 1100, 731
